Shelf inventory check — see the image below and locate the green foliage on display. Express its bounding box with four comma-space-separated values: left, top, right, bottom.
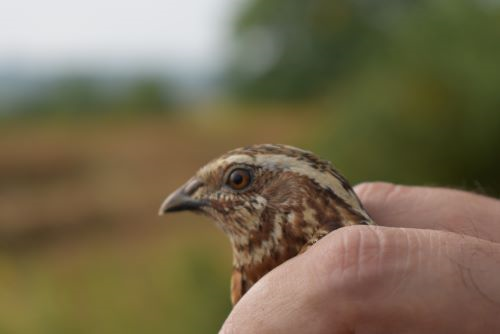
230, 0, 500, 194
229, 0, 500, 100
316, 0, 500, 194
0, 226, 231, 334
228, 0, 418, 99
1, 75, 174, 118
125, 78, 171, 112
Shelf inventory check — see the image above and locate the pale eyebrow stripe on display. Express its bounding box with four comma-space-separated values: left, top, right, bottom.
212, 154, 368, 219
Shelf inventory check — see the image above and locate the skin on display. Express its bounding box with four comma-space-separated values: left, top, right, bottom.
220, 182, 500, 333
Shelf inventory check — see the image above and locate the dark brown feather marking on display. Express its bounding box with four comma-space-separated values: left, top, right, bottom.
167, 144, 374, 305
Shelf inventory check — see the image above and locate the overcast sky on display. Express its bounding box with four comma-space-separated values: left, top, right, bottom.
0, 0, 243, 74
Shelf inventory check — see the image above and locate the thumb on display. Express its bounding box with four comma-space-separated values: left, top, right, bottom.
221, 226, 500, 333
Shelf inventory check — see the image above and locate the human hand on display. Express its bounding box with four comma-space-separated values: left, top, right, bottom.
220, 183, 500, 333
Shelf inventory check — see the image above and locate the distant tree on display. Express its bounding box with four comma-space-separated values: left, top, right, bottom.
228, 0, 500, 193
313, 0, 500, 194
124, 77, 173, 113
3, 74, 174, 117
52, 76, 104, 113
227, 0, 420, 99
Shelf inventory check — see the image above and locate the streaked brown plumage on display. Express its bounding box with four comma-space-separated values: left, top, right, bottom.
159, 144, 374, 305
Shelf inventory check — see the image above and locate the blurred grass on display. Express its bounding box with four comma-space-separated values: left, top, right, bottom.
0, 107, 317, 333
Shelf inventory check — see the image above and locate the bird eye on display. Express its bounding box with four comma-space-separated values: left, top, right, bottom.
226, 168, 252, 191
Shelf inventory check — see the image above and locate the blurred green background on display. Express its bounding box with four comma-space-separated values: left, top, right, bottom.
1, 0, 499, 333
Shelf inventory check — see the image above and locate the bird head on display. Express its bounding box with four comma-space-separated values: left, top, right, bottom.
159, 144, 371, 268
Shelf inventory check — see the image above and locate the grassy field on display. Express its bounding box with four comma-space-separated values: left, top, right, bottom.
0, 107, 318, 333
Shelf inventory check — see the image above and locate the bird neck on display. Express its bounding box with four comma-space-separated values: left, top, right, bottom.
228, 192, 371, 291
230, 211, 309, 290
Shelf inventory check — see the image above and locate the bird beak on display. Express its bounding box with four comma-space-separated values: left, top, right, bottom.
158, 179, 207, 215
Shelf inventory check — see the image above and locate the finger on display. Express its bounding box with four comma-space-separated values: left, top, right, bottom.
221, 226, 500, 334
354, 182, 500, 242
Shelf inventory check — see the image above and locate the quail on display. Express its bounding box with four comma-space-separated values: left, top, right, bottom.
159, 144, 374, 305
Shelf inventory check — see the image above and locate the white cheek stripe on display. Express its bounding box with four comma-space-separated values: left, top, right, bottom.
207, 154, 366, 216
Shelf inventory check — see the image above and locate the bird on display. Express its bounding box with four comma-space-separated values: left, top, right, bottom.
159, 144, 374, 305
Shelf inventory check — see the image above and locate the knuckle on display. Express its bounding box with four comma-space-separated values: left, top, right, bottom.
337, 226, 385, 280
353, 181, 397, 202
354, 182, 413, 219
314, 226, 409, 298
